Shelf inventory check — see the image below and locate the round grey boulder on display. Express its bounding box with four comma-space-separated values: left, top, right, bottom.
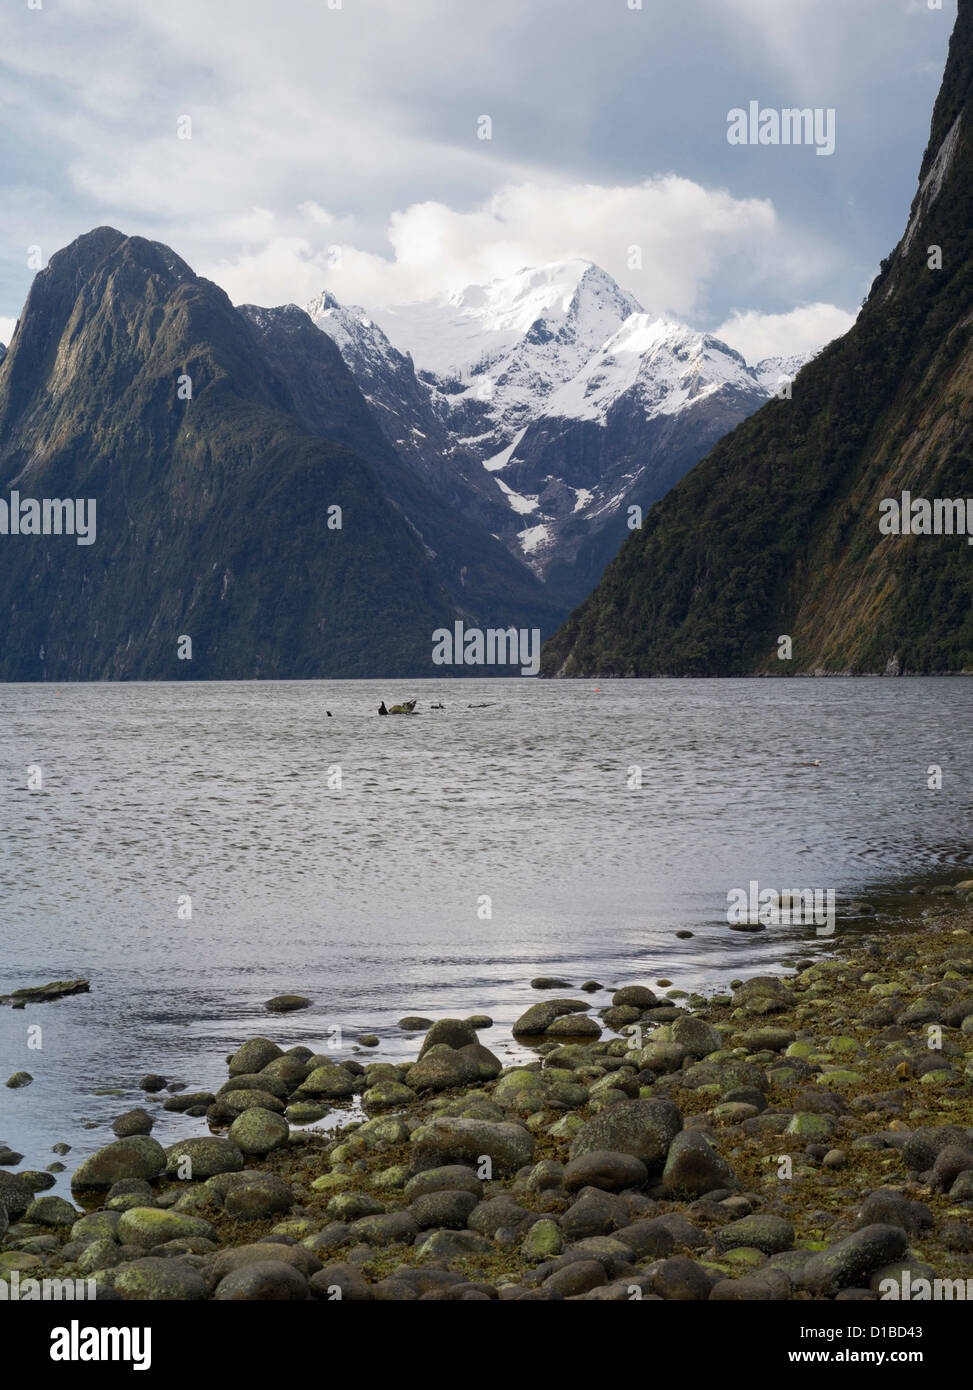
164, 1137, 243, 1181
228, 1037, 283, 1076
569, 1098, 682, 1170
228, 1107, 290, 1156
215, 1262, 307, 1301
563, 1150, 649, 1193
662, 1130, 737, 1197
71, 1137, 167, 1191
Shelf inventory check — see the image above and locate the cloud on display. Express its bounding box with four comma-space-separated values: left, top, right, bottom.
199, 175, 844, 329
0, 0, 954, 336
714, 302, 857, 362
0, 316, 17, 347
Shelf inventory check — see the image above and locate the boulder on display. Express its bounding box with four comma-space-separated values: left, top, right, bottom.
802, 1225, 909, 1297
662, 1130, 737, 1197
512, 1000, 589, 1035
418, 1018, 479, 1056
410, 1117, 535, 1174
563, 1150, 649, 1193
71, 1137, 166, 1191
215, 1260, 309, 1299
228, 1108, 290, 1156
117, 1207, 216, 1247
164, 1137, 243, 1181
569, 1098, 682, 1169
264, 995, 312, 1013
111, 1257, 207, 1300
227, 1037, 283, 1076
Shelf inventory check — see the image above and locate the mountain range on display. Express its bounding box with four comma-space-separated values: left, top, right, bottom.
541, 0, 973, 677
0, 238, 801, 679
307, 261, 804, 606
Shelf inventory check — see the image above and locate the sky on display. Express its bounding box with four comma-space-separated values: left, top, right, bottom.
0, 0, 958, 362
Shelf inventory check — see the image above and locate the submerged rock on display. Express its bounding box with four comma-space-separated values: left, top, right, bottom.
264, 994, 312, 1013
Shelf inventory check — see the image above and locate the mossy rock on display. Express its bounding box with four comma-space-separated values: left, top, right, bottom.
522, 1218, 564, 1261
117, 1207, 217, 1247
817, 1069, 866, 1088
785, 1113, 836, 1138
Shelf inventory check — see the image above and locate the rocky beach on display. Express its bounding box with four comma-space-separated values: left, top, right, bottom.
4, 885, 973, 1303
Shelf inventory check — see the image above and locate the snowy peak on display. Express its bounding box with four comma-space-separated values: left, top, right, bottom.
543, 315, 769, 425
370, 259, 642, 381
306, 292, 395, 362
298, 261, 808, 603
444, 258, 642, 349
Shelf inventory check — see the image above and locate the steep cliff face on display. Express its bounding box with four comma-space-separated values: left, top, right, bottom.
541, 2, 973, 678
0, 230, 454, 679
240, 302, 564, 637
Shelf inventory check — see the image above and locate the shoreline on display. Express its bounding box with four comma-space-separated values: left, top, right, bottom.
3, 887, 973, 1301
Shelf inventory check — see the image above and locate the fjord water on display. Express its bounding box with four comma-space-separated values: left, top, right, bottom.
1, 677, 971, 1186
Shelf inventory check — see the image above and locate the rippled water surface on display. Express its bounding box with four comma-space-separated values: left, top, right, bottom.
1, 677, 971, 1185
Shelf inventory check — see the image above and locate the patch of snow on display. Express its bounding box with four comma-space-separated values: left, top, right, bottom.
483, 428, 526, 472
518, 523, 550, 555
496, 476, 539, 514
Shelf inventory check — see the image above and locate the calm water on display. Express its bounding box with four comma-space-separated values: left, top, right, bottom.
1, 677, 971, 1189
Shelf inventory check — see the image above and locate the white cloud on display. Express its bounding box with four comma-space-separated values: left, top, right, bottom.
0, 0, 952, 335
0, 316, 17, 346
199, 175, 843, 327
714, 302, 857, 362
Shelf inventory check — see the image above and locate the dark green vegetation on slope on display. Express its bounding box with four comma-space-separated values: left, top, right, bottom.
0, 230, 563, 681
0, 229, 457, 679
542, 3, 973, 678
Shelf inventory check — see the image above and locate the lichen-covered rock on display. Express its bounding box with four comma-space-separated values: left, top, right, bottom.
512, 1000, 588, 1035
362, 1079, 417, 1112
612, 986, 658, 1010
117, 1207, 216, 1247
404, 1045, 481, 1092
569, 1098, 682, 1169
669, 1016, 722, 1058
228, 1107, 290, 1156
295, 1061, 357, 1099
715, 1214, 795, 1254
227, 1037, 283, 1076
264, 994, 312, 1014
110, 1257, 208, 1300
71, 1137, 166, 1191
25, 1194, 78, 1228
410, 1117, 535, 1174
417, 1018, 479, 1056
111, 1108, 154, 1138
163, 1137, 243, 1181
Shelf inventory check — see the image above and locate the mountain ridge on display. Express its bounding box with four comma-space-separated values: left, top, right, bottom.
305, 261, 809, 605
0, 227, 459, 679
539, 0, 973, 678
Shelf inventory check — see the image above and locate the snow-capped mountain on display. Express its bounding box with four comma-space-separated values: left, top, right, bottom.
304, 290, 512, 530
304, 260, 807, 605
